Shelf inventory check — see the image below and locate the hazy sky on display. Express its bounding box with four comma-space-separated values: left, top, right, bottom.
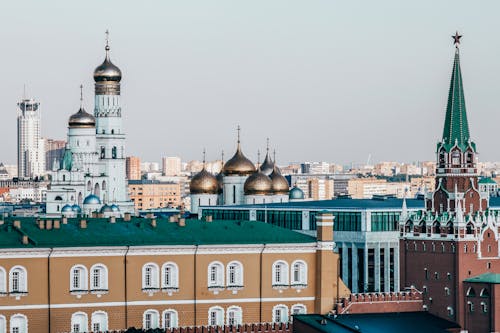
2, 0, 500, 165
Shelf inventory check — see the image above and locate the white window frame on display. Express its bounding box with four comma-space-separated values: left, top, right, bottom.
90, 264, 108, 292
207, 261, 224, 290
0, 315, 6, 333
291, 260, 307, 288
91, 311, 108, 332
272, 261, 289, 288
10, 314, 27, 333
142, 263, 160, 291
208, 306, 224, 326
0, 267, 6, 295
70, 312, 88, 333
161, 262, 179, 292
9, 266, 27, 294
291, 304, 307, 316
226, 261, 243, 289
143, 309, 160, 330
69, 265, 88, 293
226, 306, 242, 326
162, 309, 178, 329
272, 304, 289, 323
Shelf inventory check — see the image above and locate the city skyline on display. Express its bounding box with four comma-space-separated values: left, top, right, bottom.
3, 1, 500, 165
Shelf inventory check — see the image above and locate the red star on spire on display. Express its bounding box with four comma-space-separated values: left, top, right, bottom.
452, 31, 462, 47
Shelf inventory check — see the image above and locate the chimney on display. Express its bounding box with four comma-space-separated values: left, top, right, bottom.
13, 220, 21, 229
124, 213, 131, 221
0, 220, 4, 226
22, 235, 29, 245
62, 217, 68, 224
205, 215, 213, 222
80, 220, 87, 229
151, 219, 157, 228
109, 216, 116, 223
46, 220, 53, 230
169, 215, 177, 223
91, 212, 98, 218
38, 220, 45, 229
146, 213, 154, 219
53, 220, 60, 229
316, 211, 334, 242
178, 218, 186, 227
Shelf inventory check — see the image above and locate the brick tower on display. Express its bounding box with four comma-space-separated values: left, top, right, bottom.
399, 33, 499, 331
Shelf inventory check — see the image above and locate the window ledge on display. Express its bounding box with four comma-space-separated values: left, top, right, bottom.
90, 289, 109, 296
272, 284, 289, 290
291, 283, 308, 290
70, 289, 89, 296
142, 287, 160, 294
162, 287, 179, 296
0, 291, 7, 297
208, 285, 225, 294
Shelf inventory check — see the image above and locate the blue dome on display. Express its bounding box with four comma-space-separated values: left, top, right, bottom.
100, 204, 113, 213
72, 204, 82, 212
61, 204, 73, 212
110, 204, 119, 212
83, 194, 101, 205
289, 186, 304, 200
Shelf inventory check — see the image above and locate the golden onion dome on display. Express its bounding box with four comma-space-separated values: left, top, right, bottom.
223, 144, 256, 176
68, 107, 96, 128
259, 151, 275, 176
94, 45, 122, 82
270, 166, 289, 195
190, 168, 218, 194
244, 170, 273, 195
216, 172, 224, 194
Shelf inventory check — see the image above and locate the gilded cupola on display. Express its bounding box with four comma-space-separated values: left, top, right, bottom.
222, 127, 256, 176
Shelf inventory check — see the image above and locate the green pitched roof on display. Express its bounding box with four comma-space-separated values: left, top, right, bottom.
464, 273, 500, 284
0, 217, 316, 248
441, 48, 472, 152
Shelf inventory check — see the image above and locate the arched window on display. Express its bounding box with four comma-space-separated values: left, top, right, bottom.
466, 287, 476, 297
0, 315, 6, 333
444, 287, 450, 296
481, 301, 488, 313
10, 314, 27, 333
466, 223, 474, 234
102, 181, 106, 191
70, 265, 88, 292
447, 306, 454, 317
142, 263, 160, 290
71, 312, 88, 333
226, 306, 242, 326
112, 147, 117, 159
90, 264, 108, 291
162, 309, 178, 329
9, 266, 27, 293
94, 183, 100, 197
0, 267, 6, 295
272, 304, 289, 323
272, 261, 289, 287
208, 306, 224, 326
226, 261, 243, 288
451, 150, 461, 166
91, 311, 108, 332
468, 301, 474, 312
207, 262, 224, 288
291, 304, 307, 315
87, 181, 92, 192
433, 222, 440, 234
480, 288, 490, 297
291, 260, 307, 287
143, 309, 160, 330
161, 262, 179, 290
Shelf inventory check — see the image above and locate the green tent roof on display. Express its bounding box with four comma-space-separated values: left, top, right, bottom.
441, 48, 474, 152
0, 217, 316, 248
478, 177, 497, 185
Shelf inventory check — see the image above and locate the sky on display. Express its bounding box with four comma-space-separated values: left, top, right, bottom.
2, 0, 500, 165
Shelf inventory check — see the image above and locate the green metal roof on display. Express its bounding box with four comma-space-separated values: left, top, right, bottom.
478, 177, 497, 185
464, 273, 500, 284
294, 312, 460, 333
441, 48, 474, 153
0, 217, 316, 249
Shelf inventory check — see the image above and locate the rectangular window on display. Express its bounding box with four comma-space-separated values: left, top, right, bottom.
210, 311, 217, 326
145, 267, 152, 287
145, 314, 152, 329
228, 312, 235, 325
93, 269, 100, 289
12, 271, 19, 292
73, 269, 80, 289
229, 266, 236, 285
93, 323, 100, 332
73, 324, 80, 332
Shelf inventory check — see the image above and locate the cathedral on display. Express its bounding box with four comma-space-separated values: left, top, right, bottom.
45, 35, 134, 216
189, 132, 297, 215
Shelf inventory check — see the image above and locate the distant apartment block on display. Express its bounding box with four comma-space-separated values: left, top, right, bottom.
162, 156, 182, 176
44, 138, 66, 171
128, 179, 181, 210
17, 98, 45, 178
126, 156, 141, 180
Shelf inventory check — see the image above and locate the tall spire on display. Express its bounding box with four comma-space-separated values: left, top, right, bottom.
105, 29, 110, 57
442, 32, 471, 151
79, 84, 84, 108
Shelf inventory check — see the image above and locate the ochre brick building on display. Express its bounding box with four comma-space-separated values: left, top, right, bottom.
0, 213, 348, 333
